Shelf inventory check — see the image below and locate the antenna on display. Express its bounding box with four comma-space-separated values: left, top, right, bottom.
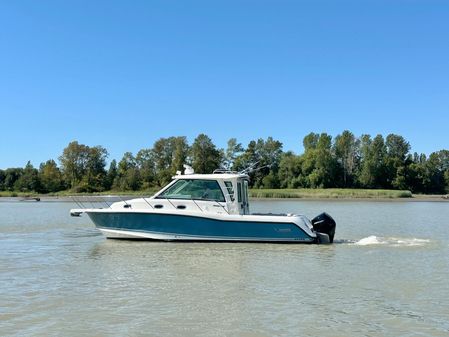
239, 161, 272, 175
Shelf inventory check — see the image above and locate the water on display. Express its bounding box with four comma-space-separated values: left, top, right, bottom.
1, 199, 449, 337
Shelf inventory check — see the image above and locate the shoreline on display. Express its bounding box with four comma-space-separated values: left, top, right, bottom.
251, 195, 449, 202
0, 194, 447, 203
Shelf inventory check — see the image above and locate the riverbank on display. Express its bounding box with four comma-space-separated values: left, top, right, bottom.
1, 188, 448, 201
249, 188, 414, 199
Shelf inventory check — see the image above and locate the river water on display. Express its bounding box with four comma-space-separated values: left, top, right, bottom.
1, 199, 448, 337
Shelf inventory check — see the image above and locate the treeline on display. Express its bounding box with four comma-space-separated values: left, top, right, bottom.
1, 132, 448, 194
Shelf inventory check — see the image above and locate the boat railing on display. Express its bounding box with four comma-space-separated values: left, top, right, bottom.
71, 194, 229, 214
71, 196, 113, 210
213, 169, 238, 174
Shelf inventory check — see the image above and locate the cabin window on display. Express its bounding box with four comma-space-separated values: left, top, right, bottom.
237, 182, 242, 203
224, 181, 235, 201
156, 179, 225, 202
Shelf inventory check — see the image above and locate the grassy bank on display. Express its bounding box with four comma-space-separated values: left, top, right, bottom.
0, 191, 41, 198
249, 188, 413, 199
0, 188, 431, 200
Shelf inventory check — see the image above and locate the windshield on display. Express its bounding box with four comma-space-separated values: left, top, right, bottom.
156, 179, 225, 202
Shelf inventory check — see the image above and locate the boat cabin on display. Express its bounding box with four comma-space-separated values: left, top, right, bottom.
153, 170, 250, 215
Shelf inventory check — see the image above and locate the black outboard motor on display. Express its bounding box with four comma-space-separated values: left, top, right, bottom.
311, 213, 336, 243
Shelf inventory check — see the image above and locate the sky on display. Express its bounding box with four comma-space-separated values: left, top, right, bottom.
1, 0, 448, 169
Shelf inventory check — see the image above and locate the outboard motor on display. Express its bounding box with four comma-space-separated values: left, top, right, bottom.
311, 212, 336, 244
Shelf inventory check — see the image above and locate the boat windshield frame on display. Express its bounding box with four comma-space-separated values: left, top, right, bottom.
155, 178, 226, 202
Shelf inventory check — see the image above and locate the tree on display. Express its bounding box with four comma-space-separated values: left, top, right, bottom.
3, 168, 23, 191
151, 136, 189, 186
256, 137, 283, 188
303, 132, 319, 151
14, 161, 40, 192
358, 134, 388, 188
445, 170, 449, 193
59, 141, 108, 192
191, 134, 222, 174
59, 141, 89, 189
278, 152, 303, 188
38, 160, 64, 193
334, 130, 359, 187
104, 159, 118, 190
0, 169, 5, 191
114, 152, 141, 191
405, 153, 425, 193
223, 138, 244, 170
233, 140, 258, 174
423, 150, 449, 193
439, 150, 449, 193
82, 146, 108, 192
171, 136, 190, 174
385, 134, 411, 189
233, 137, 283, 188
300, 133, 339, 188
136, 149, 155, 188
152, 138, 174, 185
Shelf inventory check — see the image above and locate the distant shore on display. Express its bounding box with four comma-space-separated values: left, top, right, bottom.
1, 188, 448, 202
250, 189, 449, 202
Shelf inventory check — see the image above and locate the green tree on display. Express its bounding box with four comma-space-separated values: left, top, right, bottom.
233, 140, 258, 174
301, 133, 339, 188
334, 130, 359, 187
233, 137, 283, 188
224, 138, 244, 170
152, 138, 174, 185
278, 152, 304, 188
151, 136, 189, 186
171, 136, 190, 174
423, 150, 449, 193
81, 146, 108, 192
59, 142, 108, 192
385, 134, 411, 189
358, 134, 388, 188
445, 171, 449, 193
136, 149, 155, 189
114, 152, 141, 191
257, 137, 283, 188
303, 132, 319, 151
191, 134, 222, 174
14, 161, 40, 192
104, 159, 118, 190
0, 169, 5, 191
407, 153, 428, 193
3, 168, 23, 191
38, 160, 64, 193
59, 141, 89, 189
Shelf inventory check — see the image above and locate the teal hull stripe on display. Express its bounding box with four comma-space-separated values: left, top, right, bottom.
87, 212, 314, 242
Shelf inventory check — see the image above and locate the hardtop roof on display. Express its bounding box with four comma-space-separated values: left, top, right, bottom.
173, 173, 249, 180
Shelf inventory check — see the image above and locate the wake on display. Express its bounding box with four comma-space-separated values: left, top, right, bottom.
353, 235, 430, 247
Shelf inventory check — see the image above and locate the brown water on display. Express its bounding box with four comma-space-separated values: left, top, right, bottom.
1, 199, 449, 336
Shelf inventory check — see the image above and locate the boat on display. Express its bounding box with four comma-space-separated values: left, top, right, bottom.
70, 166, 336, 244
20, 196, 41, 202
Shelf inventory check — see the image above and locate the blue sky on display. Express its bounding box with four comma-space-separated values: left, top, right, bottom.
1, 0, 448, 169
